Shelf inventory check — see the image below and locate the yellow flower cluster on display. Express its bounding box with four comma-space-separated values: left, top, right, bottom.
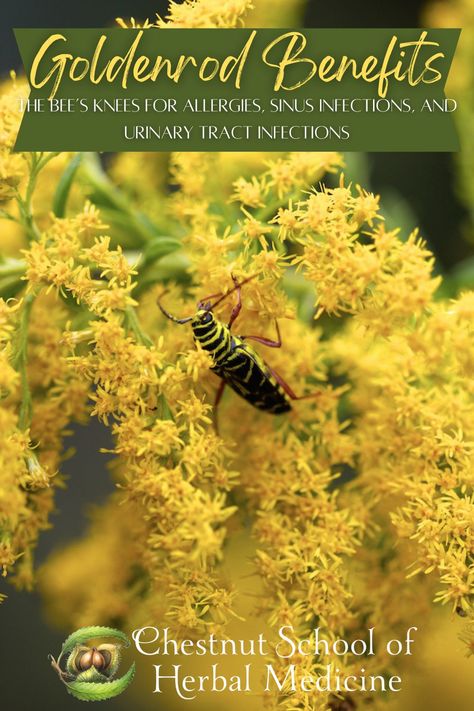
156, 0, 254, 28
117, 0, 254, 29
331, 295, 474, 614
291, 180, 440, 328
26, 230, 135, 313
21, 206, 240, 633
0, 294, 68, 589
0, 76, 28, 204
40, 496, 147, 628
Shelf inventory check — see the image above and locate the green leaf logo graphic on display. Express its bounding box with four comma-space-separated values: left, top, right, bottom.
49, 626, 135, 702
64, 663, 136, 702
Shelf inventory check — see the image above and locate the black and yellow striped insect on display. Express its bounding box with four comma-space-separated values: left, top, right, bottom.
157, 275, 316, 429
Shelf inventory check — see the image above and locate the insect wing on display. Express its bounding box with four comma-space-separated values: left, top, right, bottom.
215, 346, 291, 414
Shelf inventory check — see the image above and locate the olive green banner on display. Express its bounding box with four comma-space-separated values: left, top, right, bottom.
14, 28, 460, 152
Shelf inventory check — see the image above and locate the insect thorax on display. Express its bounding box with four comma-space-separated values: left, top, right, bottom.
192, 310, 231, 360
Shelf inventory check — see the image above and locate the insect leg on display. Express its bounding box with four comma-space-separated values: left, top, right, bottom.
227, 275, 242, 330
241, 320, 282, 348
208, 273, 258, 312
198, 292, 222, 304
268, 365, 322, 402
213, 378, 226, 434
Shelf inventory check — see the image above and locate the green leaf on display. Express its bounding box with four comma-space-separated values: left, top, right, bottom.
132, 252, 191, 296
53, 153, 82, 218
0, 276, 25, 299
0, 258, 27, 298
65, 662, 136, 702
142, 235, 182, 265
158, 392, 175, 422
59, 626, 130, 660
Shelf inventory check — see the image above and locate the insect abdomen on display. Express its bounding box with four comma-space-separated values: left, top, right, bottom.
214, 348, 291, 414
192, 317, 290, 414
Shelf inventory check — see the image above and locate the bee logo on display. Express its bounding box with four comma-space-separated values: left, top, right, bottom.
49, 626, 135, 701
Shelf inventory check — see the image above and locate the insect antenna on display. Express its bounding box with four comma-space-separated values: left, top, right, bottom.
157, 293, 193, 324
207, 274, 258, 311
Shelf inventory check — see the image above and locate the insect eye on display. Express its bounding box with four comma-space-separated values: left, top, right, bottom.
201, 311, 212, 323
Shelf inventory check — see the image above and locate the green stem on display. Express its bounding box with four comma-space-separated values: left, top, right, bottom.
0, 209, 18, 223
52, 152, 82, 218
124, 306, 153, 347
0, 258, 26, 279
16, 152, 58, 241
123, 306, 174, 422
13, 292, 35, 430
